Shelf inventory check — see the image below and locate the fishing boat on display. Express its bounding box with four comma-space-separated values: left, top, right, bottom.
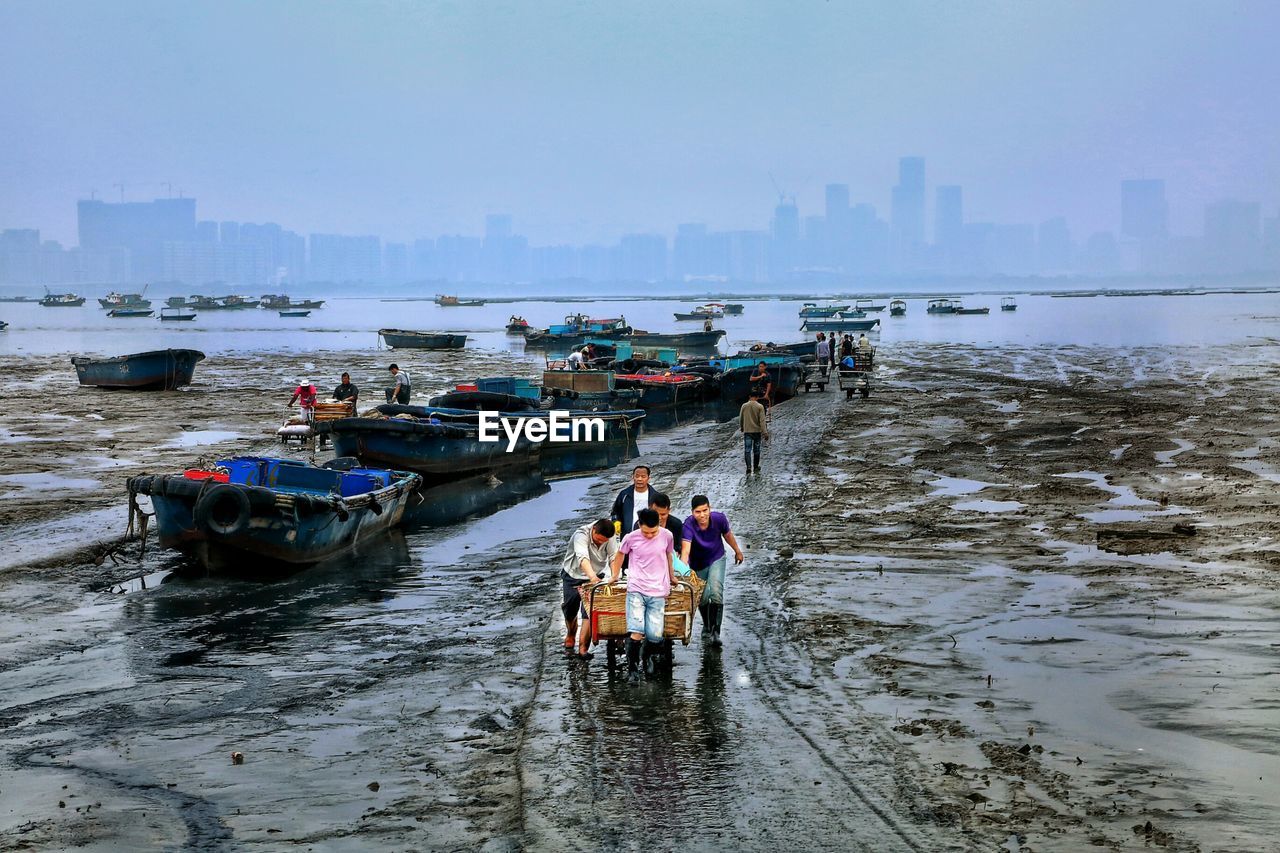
798, 302, 850, 318
279, 309, 311, 318
506, 315, 530, 333
317, 411, 541, 485
159, 307, 197, 322
717, 357, 804, 405
889, 299, 907, 317
107, 307, 154, 318
673, 305, 724, 321
260, 294, 325, 310
613, 373, 704, 408
1001, 297, 1018, 311
220, 295, 260, 309
98, 291, 152, 309
799, 316, 881, 333
435, 294, 485, 307
40, 292, 85, 307
125, 457, 421, 572
629, 329, 725, 348
926, 298, 957, 314
378, 329, 468, 349
539, 369, 643, 411
0, 321, 8, 331
954, 304, 990, 315
721, 303, 745, 315
855, 299, 887, 312
71, 348, 205, 390
523, 314, 632, 346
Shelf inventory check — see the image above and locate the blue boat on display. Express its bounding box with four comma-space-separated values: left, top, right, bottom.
126, 457, 422, 572
798, 303, 850, 318
382, 403, 645, 443
317, 413, 542, 485
799, 316, 881, 333
378, 329, 467, 349
71, 348, 205, 390
716, 356, 805, 405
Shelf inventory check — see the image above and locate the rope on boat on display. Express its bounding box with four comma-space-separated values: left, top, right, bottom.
125, 482, 154, 560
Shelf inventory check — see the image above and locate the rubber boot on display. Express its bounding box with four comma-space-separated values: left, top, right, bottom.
641, 639, 655, 676
709, 604, 724, 647
625, 637, 641, 684
699, 603, 711, 638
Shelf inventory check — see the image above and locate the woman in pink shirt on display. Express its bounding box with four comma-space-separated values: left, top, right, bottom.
606, 508, 676, 684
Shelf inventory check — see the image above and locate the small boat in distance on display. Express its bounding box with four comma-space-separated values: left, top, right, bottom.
40, 292, 86, 307
107, 307, 154, 318
673, 305, 724, 321
799, 316, 880, 333
1001, 297, 1018, 311
506, 315, 530, 333
798, 303, 850, 318
927, 298, 957, 314
159, 307, 197, 321
378, 329, 468, 349
954, 303, 990, 315
435, 294, 485, 307
98, 291, 152, 309
722, 303, 745, 315
260, 294, 326, 310
71, 348, 205, 390
889, 299, 907, 316
855, 299, 887, 312
279, 309, 311, 317
0, 321, 8, 331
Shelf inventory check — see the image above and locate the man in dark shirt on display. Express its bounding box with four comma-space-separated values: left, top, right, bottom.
649, 493, 683, 552
333, 372, 359, 406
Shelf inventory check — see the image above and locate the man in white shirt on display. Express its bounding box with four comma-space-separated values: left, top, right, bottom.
560, 518, 619, 659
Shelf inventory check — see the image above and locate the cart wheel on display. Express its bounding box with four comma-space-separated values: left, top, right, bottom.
804, 382, 811, 392
817, 384, 826, 391
861, 386, 870, 399
845, 389, 854, 399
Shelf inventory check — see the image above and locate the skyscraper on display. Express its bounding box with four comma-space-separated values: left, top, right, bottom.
770, 198, 800, 277
77, 197, 197, 282
1120, 180, 1168, 241
891, 157, 926, 270
934, 185, 963, 270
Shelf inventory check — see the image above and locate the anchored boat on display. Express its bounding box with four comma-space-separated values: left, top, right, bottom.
1001, 297, 1018, 311
126, 457, 421, 572
378, 329, 468, 349
98, 291, 152, 309
40, 292, 85, 307
799, 316, 880, 333
889, 299, 907, 316
107, 307, 154, 318
71, 348, 205, 390
159, 307, 197, 321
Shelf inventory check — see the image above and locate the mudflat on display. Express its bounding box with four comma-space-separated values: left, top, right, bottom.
0, 341, 1276, 851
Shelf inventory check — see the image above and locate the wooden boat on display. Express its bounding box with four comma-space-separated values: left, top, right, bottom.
629, 329, 725, 348
722, 303, 745, 315
317, 412, 541, 485
435, 294, 485, 307
126, 457, 421, 572
98, 291, 151, 309
954, 304, 990, 315
40, 292, 85, 307
260, 294, 325, 310
506, 315, 530, 333
107, 307, 154, 318
613, 373, 704, 408
1001, 297, 1017, 311
799, 316, 880, 333
378, 329, 468, 349
539, 368, 641, 410
673, 305, 724, 321
71, 348, 205, 390
798, 303, 849, 318
927, 298, 956, 314
889, 299, 907, 316
278, 309, 311, 317
0, 321, 8, 331
855, 299, 887, 312
388, 402, 645, 443
718, 358, 804, 405
159, 307, 197, 321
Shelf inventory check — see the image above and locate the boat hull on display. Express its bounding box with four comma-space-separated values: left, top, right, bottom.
321, 417, 540, 484
379, 329, 468, 349
799, 318, 881, 332
71, 348, 205, 390
128, 469, 418, 572
720, 363, 804, 405
629, 330, 725, 348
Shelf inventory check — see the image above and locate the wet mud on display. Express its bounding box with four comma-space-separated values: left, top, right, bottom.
1, 342, 1278, 851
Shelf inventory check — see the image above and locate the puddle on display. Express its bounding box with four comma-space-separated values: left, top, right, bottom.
950, 499, 1024, 513
1055, 470, 1156, 506
160, 429, 242, 449
1109, 443, 1130, 460
0, 472, 102, 498
109, 570, 173, 595
929, 476, 1006, 496
1155, 437, 1195, 466
1232, 460, 1280, 484
1078, 507, 1195, 523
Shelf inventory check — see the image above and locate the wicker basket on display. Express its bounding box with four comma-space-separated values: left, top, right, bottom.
583, 573, 705, 645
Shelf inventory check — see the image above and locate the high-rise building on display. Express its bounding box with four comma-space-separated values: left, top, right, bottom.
384, 243, 409, 284
770, 199, 800, 277
1120, 180, 1168, 241
934, 185, 963, 271
309, 234, 382, 283
77, 197, 197, 282
891, 157, 926, 270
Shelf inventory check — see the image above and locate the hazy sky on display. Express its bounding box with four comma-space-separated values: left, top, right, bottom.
2, 1, 1278, 246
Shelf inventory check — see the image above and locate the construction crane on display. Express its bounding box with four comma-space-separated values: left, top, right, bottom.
768, 172, 794, 207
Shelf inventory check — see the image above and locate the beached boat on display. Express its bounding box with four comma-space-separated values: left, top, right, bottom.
378, 329, 468, 349
718, 357, 804, 404
889, 299, 907, 316
798, 303, 850, 318
1001, 297, 1017, 311
629, 329, 725, 349
317, 412, 541, 484
799, 316, 881, 333
435, 294, 485, 307
855, 299, 887, 312
613, 373, 705, 408
107, 307, 154, 318
260, 294, 325, 310
390, 402, 645, 442
98, 291, 152, 309
71, 348, 205, 390
159, 307, 197, 322
40, 292, 85, 307
126, 457, 421, 572
278, 309, 311, 317
927, 298, 957, 314
539, 369, 643, 410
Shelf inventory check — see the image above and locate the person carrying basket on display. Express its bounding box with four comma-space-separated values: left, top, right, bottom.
605, 508, 677, 685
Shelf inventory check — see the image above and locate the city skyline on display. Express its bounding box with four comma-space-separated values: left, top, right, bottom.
3, 2, 1280, 248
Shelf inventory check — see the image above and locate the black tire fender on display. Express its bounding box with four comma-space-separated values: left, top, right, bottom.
194, 485, 251, 537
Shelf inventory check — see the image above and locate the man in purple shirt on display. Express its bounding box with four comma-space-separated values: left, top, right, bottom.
679, 494, 744, 647
607, 508, 676, 684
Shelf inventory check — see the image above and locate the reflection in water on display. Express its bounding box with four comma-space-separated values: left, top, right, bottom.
404, 469, 550, 528
541, 438, 639, 477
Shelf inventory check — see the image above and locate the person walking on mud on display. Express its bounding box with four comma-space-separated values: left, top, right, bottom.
559, 518, 619, 659
739, 389, 768, 474
815, 334, 831, 379
605, 508, 677, 684
611, 465, 667, 537
385, 364, 411, 404
748, 361, 773, 409
680, 495, 744, 647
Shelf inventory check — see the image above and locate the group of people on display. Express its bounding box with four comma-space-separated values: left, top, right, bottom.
286, 365, 413, 420
565, 342, 603, 370
814, 331, 872, 373
560, 465, 744, 684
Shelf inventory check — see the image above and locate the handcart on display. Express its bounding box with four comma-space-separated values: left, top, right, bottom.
801, 362, 830, 392
582, 573, 705, 674
838, 348, 875, 399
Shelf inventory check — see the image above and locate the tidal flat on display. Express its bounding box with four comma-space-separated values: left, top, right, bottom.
0, 340, 1277, 851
